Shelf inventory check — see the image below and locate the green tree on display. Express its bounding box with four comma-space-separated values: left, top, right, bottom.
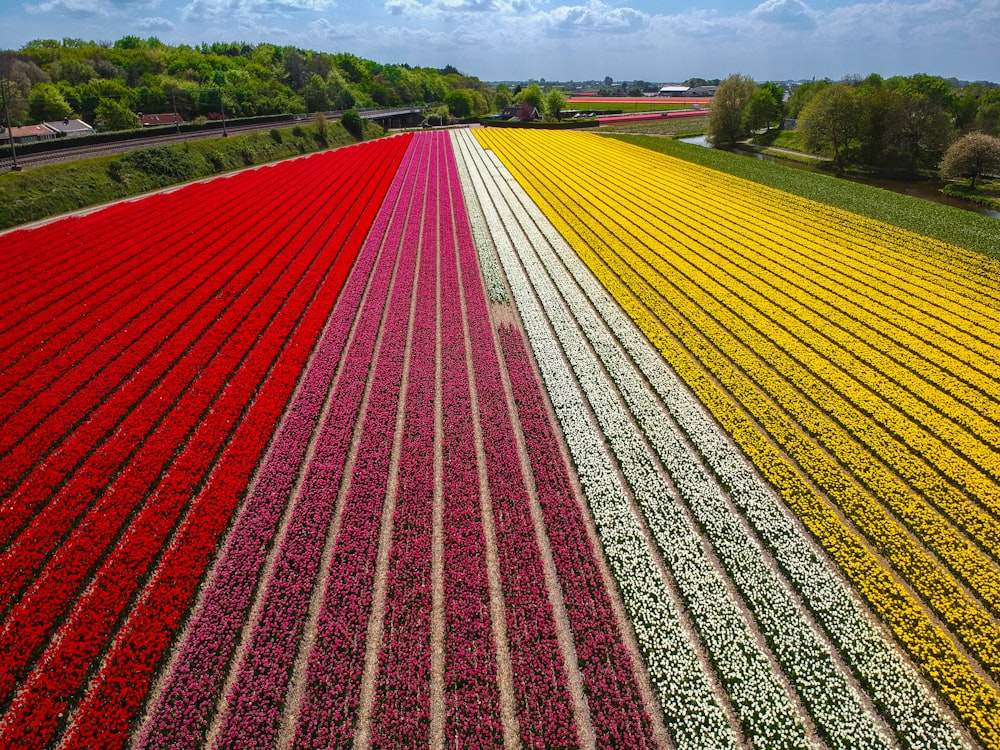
544, 88, 567, 120
855, 85, 898, 165
707, 73, 756, 147
340, 108, 363, 139
742, 85, 783, 142
939, 131, 1000, 187
974, 89, 1000, 135
95, 97, 140, 130
786, 79, 828, 118
493, 83, 512, 111
312, 110, 329, 143
444, 88, 474, 119
28, 82, 73, 121
887, 94, 952, 169
304, 73, 330, 112
517, 82, 544, 111
798, 83, 860, 171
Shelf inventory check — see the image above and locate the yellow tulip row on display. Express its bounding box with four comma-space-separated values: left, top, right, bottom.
738, 183, 1000, 312
645, 145, 1000, 337
533, 147, 1000, 613
473, 128, 1000, 748
617, 162, 1000, 445
514, 135, 1000, 581
674, 174, 1000, 403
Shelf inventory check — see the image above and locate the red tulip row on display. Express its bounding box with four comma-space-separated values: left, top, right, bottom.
0, 165, 304, 511
0, 144, 365, 649
0, 182, 204, 337
0, 134, 412, 749
0, 169, 292, 499
496, 324, 660, 748
128, 133, 418, 750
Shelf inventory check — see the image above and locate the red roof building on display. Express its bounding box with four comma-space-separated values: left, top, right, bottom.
0, 124, 60, 144
141, 113, 184, 127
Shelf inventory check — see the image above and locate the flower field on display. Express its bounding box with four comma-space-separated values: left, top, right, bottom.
1, 126, 998, 749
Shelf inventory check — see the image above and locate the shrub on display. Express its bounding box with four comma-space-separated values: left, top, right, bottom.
107, 160, 124, 182
341, 109, 364, 140
312, 112, 330, 145
269, 128, 283, 144
122, 147, 198, 181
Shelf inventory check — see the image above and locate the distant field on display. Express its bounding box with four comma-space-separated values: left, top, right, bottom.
568, 95, 711, 107
597, 116, 709, 136
565, 99, 698, 113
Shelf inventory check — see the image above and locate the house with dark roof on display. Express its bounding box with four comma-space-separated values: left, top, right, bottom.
43, 118, 96, 137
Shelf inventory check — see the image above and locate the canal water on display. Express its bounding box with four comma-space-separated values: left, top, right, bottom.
677, 136, 1000, 220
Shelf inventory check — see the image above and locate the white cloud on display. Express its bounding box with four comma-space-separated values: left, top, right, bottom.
134, 15, 176, 29
26, 0, 156, 17
308, 17, 362, 39
183, 0, 334, 22
751, 0, 819, 27
383, 0, 530, 16
540, 0, 649, 34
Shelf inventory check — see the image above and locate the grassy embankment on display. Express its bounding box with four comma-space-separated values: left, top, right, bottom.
0, 118, 384, 231
605, 132, 1000, 260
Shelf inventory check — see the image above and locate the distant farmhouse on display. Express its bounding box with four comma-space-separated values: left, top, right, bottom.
658, 85, 717, 97
141, 113, 184, 127
43, 118, 96, 138
1, 118, 96, 145
0, 124, 58, 145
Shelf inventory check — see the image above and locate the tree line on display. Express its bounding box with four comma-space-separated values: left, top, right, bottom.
707, 73, 1000, 180
0, 37, 494, 131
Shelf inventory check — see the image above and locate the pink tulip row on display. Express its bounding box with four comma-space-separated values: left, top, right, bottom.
220, 148, 428, 747
366, 133, 441, 746
496, 324, 661, 748
0, 147, 373, 723
134, 135, 420, 749
288, 134, 435, 750
434, 133, 506, 748
446, 150, 582, 748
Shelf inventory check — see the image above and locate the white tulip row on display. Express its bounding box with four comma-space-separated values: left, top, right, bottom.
456, 131, 816, 749
478, 143, 898, 749
451, 136, 508, 304
451, 130, 737, 749
481, 143, 970, 750
452, 129, 970, 750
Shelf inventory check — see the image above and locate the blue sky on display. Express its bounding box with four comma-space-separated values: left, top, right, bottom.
1, 0, 997, 83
